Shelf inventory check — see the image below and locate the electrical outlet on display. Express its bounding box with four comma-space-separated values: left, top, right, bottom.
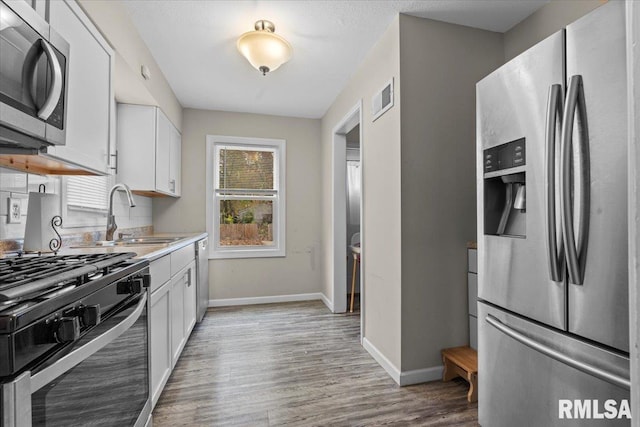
8, 198, 21, 224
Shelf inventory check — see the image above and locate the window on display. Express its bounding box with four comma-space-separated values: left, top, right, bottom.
206, 135, 286, 258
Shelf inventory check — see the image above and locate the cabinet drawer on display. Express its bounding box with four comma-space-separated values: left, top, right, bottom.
171, 244, 195, 276
468, 248, 477, 273
469, 315, 478, 350
468, 273, 478, 317
150, 255, 171, 293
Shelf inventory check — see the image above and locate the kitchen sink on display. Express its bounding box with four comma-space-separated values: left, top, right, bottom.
118, 236, 183, 244
70, 236, 184, 248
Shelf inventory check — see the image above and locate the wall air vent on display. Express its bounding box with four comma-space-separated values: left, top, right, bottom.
372, 78, 394, 122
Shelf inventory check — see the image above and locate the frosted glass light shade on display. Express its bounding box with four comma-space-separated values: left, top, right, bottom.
237, 22, 292, 75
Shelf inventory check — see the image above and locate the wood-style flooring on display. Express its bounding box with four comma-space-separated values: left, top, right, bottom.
152, 301, 478, 426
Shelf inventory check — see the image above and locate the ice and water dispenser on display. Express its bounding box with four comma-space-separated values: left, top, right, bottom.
483, 138, 526, 237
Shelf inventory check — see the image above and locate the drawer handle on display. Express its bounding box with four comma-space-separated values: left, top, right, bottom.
486, 314, 629, 389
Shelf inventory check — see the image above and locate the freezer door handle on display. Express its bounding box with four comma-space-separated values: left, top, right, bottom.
560, 75, 591, 285
545, 84, 564, 282
486, 314, 629, 389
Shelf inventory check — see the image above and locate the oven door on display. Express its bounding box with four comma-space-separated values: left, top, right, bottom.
0, 0, 68, 149
2, 292, 151, 427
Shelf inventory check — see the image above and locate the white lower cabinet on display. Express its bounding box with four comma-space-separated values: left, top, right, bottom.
170, 262, 196, 367
170, 269, 186, 367
149, 280, 171, 407
184, 265, 197, 335
149, 252, 197, 409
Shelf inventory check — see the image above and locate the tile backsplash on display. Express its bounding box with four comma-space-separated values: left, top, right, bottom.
0, 167, 152, 241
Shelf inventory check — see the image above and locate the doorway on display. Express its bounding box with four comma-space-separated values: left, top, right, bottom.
332, 101, 363, 338
346, 125, 361, 313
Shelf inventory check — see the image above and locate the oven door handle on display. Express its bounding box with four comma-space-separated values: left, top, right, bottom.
30, 292, 147, 393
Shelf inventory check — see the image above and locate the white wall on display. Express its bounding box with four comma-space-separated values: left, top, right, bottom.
503, 0, 604, 61
398, 14, 503, 372
153, 109, 322, 300
0, 168, 152, 242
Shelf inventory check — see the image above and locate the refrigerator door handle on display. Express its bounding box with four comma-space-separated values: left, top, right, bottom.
545, 84, 564, 282
486, 315, 630, 389
560, 75, 591, 285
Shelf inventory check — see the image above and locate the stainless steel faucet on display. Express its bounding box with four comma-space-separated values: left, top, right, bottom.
106, 183, 136, 241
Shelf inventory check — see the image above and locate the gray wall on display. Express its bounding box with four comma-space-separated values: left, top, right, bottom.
504, 0, 604, 61
153, 109, 322, 300
320, 17, 403, 368
398, 14, 503, 371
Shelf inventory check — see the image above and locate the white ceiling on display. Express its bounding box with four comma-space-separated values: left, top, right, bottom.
123, 0, 549, 119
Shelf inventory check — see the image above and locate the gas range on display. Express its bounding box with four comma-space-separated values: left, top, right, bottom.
0, 252, 149, 379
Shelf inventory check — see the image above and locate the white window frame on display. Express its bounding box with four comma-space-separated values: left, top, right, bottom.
206, 135, 286, 259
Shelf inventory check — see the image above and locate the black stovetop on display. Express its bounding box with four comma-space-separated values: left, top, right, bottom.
0, 253, 136, 300
0, 253, 148, 332
0, 252, 150, 379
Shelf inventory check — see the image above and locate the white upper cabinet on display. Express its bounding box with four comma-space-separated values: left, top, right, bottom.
117, 104, 182, 197
170, 124, 182, 196
45, 0, 114, 175
155, 111, 172, 194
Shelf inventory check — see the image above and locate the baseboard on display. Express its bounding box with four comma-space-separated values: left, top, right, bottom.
362, 338, 444, 386
399, 365, 443, 386
209, 292, 323, 307
362, 337, 401, 385
320, 293, 333, 311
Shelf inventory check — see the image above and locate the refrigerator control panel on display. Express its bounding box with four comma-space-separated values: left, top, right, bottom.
484, 138, 526, 173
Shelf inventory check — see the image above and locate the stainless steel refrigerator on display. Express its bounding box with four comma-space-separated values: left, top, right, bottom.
476, 2, 630, 425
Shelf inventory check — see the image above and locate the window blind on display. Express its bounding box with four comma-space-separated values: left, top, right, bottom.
66, 176, 109, 211
218, 147, 275, 190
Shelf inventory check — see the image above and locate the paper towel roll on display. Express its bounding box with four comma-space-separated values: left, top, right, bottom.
23, 192, 61, 252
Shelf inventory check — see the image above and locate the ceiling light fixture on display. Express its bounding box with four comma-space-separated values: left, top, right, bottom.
237, 20, 292, 76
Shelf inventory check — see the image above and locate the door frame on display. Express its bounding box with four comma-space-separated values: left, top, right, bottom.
332, 101, 363, 334
626, 0, 639, 422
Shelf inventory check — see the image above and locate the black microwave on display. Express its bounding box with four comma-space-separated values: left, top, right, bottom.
0, 0, 69, 151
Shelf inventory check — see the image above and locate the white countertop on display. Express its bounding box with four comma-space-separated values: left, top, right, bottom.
58, 232, 208, 261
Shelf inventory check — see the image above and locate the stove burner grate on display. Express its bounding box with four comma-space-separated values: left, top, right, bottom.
0, 253, 135, 302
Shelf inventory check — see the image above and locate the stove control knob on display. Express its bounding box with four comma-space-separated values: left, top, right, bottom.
56, 317, 80, 343
79, 305, 101, 327
117, 278, 142, 295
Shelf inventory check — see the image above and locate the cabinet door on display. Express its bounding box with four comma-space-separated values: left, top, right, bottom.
170, 126, 181, 196
183, 264, 196, 336
170, 271, 186, 367
155, 110, 172, 194
15, 0, 46, 19
48, 0, 112, 174
117, 104, 157, 191
150, 282, 171, 408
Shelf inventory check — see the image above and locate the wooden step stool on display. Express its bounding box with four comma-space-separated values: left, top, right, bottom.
441, 346, 478, 403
